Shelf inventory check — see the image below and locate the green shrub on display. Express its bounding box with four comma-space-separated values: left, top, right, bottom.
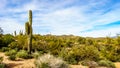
74, 45, 100, 61
32, 51, 42, 59
65, 56, 77, 65
8, 42, 18, 49
16, 50, 29, 59
0, 63, 5, 68
98, 60, 116, 68
81, 60, 90, 66
58, 48, 77, 64
5, 49, 17, 56
59, 45, 100, 64
8, 55, 16, 60
0, 47, 10, 52
34, 54, 69, 68
0, 57, 5, 68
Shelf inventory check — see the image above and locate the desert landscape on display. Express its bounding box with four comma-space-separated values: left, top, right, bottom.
1, 0, 120, 68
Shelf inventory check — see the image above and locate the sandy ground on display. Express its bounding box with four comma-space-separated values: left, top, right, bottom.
70, 65, 88, 68
0, 52, 120, 68
0, 52, 35, 68
114, 62, 120, 68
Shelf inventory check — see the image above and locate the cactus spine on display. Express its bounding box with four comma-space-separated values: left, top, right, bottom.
25, 10, 33, 54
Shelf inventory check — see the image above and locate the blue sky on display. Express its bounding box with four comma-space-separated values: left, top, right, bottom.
0, 0, 120, 37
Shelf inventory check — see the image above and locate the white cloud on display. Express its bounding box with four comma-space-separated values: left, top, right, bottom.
0, 18, 24, 34
0, 0, 120, 37
81, 26, 120, 37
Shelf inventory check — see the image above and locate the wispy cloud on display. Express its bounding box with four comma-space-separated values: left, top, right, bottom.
0, 0, 120, 37
0, 18, 24, 34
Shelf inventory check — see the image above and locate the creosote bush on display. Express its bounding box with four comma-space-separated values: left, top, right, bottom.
34, 54, 69, 68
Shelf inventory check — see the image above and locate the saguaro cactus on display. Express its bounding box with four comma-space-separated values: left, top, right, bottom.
25, 10, 33, 54
14, 31, 16, 36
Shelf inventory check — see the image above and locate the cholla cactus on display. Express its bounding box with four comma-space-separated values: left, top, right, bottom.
25, 10, 33, 54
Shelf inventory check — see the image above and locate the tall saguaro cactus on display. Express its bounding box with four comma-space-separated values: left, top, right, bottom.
25, 10, 33, 54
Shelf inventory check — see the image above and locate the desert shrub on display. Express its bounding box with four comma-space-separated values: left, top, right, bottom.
12, 35, 28, 50
34, 54, 69, 68
5, 49, 17, 56
59, 45, 99, 64
0, 63, 5, 68
80, 60, 98, 68
99, 44, 120, 62
32, 51, 44, 59
16, 50, 29, 59
0, 47, 10, 52
2, 34, 14, 47
61, 52, 77, 64
77, 37, 86, 44
8, 42, 18, 49
72, 45, 99, 61
85, 39, 94, 45
32, 52, 40, 59
106, 53, 119, 62
0, 57, 5, 68
0, 57, 3, 63
98, 60, 115, 68
8, 55, 16, 60
64, 55, 77, 65
59, 48, 77, 64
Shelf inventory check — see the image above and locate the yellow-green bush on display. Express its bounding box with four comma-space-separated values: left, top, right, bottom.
59, 45, 100, 64
16, 50, 29, 59
5, 49, 17, 56
98, 60, 115, 68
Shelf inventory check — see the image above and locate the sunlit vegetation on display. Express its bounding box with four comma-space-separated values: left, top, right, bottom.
0, 31, 120, 67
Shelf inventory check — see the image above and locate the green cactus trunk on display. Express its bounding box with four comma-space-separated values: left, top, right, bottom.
25, 10, 33, 54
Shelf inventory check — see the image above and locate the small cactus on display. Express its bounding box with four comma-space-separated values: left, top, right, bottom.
14, 31, 16, 36
19, 30, 23, 35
